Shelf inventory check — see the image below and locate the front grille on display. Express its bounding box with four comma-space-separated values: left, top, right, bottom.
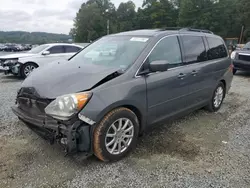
238, 54, 250, 62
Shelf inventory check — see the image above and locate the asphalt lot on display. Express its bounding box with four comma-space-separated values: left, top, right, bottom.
0, 72, 250, 188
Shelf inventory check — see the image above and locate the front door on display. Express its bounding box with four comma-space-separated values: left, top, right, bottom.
36, 45, 68, 67
142, 35, 193, 125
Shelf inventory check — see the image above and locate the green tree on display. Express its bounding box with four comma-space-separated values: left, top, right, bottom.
116, 1, 136, 32
136, 0, 178, 29
70, 0, 250, 43
72, 0, 116, 42
237, 0, 250, 42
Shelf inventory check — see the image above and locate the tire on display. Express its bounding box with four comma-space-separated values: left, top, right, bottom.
93, 107, 139, 162
20, 62, 38, 78
233, 68, 237, 75
205, 82, 225, 112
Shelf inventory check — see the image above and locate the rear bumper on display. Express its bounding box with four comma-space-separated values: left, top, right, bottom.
12, 106, 91, 154
233, 60, 250, 71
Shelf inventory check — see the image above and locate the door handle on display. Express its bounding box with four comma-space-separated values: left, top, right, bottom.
191, 70, 198, 76
178, 73, 186, 79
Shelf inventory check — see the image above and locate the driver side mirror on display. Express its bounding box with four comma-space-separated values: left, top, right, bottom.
149, 60, 169, 72
42, 51, 50, 56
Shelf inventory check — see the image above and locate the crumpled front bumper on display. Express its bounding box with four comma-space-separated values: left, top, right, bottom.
0, 63, 20, 75
12, 106, 91, 154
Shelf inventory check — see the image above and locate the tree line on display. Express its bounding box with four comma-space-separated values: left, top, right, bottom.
70, 0, 250, 43
0, 31, 71, 44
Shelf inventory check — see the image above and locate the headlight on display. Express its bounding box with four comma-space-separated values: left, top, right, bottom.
231, 51, 236, 59
45, 92, 92, 120
4, 59, 19, 65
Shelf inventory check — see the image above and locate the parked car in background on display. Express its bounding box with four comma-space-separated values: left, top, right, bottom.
4, 44, 19, 52
231, 41, 250, 74
22, 44, 32, 51
12, 28, 233, 162
0, 44, 7, 51
0, 43, 32, 51
0, 43, 83, 78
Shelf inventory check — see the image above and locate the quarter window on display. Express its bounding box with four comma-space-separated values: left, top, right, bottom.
181, 36, 207, 64
207, 37, 228, 60
148, 36, 182, 69
48, 46, 65, 54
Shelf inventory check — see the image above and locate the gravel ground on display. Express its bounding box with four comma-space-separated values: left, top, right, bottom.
0, 72, 250, 188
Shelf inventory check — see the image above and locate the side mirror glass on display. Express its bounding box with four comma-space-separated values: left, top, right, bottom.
149, 60, 169, 72
42, 51, 50, 55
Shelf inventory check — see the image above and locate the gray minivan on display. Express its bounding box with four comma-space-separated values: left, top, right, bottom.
12, 28, 233, 161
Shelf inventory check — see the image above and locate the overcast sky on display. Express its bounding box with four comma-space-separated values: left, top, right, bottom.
0, 0, 142, 34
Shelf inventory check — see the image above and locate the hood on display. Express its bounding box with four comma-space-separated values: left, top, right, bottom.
235, 48, 250, 54
0, 53, 35, 59
22, 60, 121, 98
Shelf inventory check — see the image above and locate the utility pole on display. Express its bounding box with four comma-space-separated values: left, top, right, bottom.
239, 25, 245, 44
105, 9, 110, 35
107, 19, 110, 35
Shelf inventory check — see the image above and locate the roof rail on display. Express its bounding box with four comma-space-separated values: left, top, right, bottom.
161, 27, 213, 34
180, 28, 214, 34
160, 27, 183, 31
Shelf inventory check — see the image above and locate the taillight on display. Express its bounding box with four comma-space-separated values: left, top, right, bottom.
229, 64, 234, 72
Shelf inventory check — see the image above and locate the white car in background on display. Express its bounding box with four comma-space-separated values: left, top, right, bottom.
0, 43, 83, 78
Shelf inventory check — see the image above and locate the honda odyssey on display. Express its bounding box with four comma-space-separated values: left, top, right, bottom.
12, 28, 233, 161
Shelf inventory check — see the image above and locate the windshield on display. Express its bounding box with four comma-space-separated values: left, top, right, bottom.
70, 36, 150, 70
243, 42, 250, 49
29, 44, 49, 53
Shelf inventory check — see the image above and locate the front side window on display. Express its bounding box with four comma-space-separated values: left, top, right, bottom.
148, 36, 182, 69
181, 35, 207, 64
207, 37, 228, 60
48, 46, 65, 54
70, 36, 150, 70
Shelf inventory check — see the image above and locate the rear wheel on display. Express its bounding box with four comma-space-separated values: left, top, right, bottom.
205, 82, 225, 112
93, 107, 139, 162
20, 63, 38, 78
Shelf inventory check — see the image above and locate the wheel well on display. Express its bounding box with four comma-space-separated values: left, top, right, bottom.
24, 62, 39, 68
220, 79, 226, 97
123, 105, 142, 133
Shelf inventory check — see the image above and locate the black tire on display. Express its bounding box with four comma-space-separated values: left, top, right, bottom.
233, 68, 237, 75
205, 82, 225, 112
20, 62, 38, 78
93, 107, 139, 162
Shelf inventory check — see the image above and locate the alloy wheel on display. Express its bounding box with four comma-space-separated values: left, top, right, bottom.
105, 118, 134, 155
213, 86, 224, 108
24, 65, 36, 76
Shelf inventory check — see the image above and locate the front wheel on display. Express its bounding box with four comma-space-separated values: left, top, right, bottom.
20, 63, 38, 78
205, 82, 225, 112
93, 107, 139, 162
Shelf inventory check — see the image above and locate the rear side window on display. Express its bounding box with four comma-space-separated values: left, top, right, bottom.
181, 35, 207, 64
207, 37, 228, 60
48, 46, 65, 54
148, 36, 182, 69
65, 46, 82, 53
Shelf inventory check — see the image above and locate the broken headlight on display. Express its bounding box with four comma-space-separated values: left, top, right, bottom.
45, 92, 92, 121
4, 59, 19, 66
